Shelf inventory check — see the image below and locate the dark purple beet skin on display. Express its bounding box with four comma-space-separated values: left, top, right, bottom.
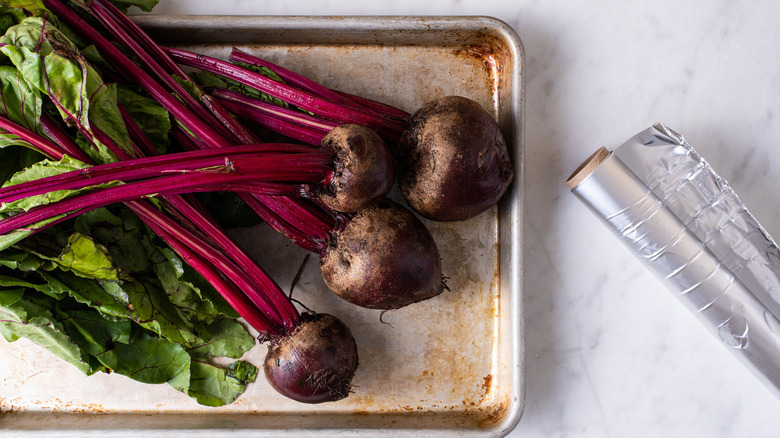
264, 313, 359, 403
318, 124, 396, 213
397, 95, 514, 222
320, 199, 444, 309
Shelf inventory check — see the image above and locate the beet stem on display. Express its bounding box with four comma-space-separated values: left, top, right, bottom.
42, 0, 233, 150
165, 47, 405, 141
128, 199, 284, 335
0, 146, 332, 204
90, 0, 248, 145
39, 115, 93, 163
93, 0, 262, 145
214, 88, 336, 146
228, 48, 356, 108
229, 48, 410, 120
0, 114, 68, 161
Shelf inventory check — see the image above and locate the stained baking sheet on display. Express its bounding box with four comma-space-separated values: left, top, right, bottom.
0, 15, 525, 437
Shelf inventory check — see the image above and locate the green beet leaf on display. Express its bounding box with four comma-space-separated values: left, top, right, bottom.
187, 318, 255, 360
37, 269, 133, 318
0, 270, 58, 299
55, 232, 128, 281
0, 66, 48, 168
0, 2, 53, 26
148, 245, 231, 324
76, 207, 238, 323
108, 279, 200, 347
186, 359, 258, 407
96, 329, 190, 384
117, 85, 171, 154
10, 229, 128, 281
0, 250, 132, 317
54, 306, 131, 357
75, 207, 152, 274
3, 155, 88, 188
0, 289, 92, 374
74, 207, 234, 346
157, 246, 240, 319
22, 208, 207, 348
0, 285, 23, 305
0, 249, 55, 271
0, 65, 43, 135
0, 17, 132, 164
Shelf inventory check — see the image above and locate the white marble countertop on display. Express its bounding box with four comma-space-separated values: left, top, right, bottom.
149, 0, 780, 436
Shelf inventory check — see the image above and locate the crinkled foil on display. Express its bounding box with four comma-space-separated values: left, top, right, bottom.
571, 123, 780, 398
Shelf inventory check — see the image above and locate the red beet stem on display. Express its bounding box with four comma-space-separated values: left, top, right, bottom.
127, 200, 284, 335
332, 89, 410, 121
214, 88, 336, 146
39, 115, 93, 163
164, 47, 405, 142
118, 104, 162, 158
228, 48, 356, 108
229, 48, 410, 121
90, 0, 252, 145
42, 0, 233, 150
0, 145, 332, 204
0, 114, 70, 161
0, 171, 305, 246
236, 194, 324, 254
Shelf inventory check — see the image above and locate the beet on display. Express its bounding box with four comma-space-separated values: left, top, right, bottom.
397, 96, 514, 222
264, 313, 359, 403
320, 199, 444, 309
318, 124, 396, 213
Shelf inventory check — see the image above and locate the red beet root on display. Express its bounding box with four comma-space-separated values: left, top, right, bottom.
264, 313, 359, 403
318, 124, 396, 213
320, 199, 444, 309
397, 96, 514, 222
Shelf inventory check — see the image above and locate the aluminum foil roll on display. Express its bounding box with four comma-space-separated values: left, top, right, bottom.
568, 123, 780, 398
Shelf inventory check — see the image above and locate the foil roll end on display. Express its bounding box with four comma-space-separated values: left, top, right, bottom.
566, 146, 610, 190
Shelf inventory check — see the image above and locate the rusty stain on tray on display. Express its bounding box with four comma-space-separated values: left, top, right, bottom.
0, 397, 107, 413
452, 42, 507, 110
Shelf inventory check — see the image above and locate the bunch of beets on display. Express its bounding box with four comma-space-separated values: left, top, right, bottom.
0, 0, 513, 404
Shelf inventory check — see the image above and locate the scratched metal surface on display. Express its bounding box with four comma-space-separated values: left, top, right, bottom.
0, 16, 524, 437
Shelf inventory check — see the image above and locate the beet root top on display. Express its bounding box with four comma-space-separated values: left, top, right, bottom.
318, 124, 396, 213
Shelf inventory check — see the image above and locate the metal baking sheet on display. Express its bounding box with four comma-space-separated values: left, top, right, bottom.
0, 15, 525, 437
